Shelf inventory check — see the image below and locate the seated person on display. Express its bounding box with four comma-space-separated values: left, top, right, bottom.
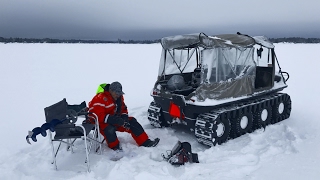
88, 82, 160, 151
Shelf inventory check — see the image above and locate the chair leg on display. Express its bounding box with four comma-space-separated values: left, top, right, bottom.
67, 139, 71, 152
66, 139, 76, 153
78, 125, 90, 172
84, 137, 90, 172
91, 112, 102, 154
95, 123, 102, 154
92, 130, 97, 153
49, 131, 57, 170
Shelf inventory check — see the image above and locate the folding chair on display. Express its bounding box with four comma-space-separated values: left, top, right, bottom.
44, 98, 102, 172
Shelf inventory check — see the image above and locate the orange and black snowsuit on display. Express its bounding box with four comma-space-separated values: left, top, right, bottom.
88, 86, 148, 149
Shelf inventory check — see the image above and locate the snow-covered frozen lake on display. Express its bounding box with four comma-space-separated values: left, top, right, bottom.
0, 42, 319, 180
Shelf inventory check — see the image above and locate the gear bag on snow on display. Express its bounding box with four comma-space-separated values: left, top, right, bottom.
162, 141, 199, 165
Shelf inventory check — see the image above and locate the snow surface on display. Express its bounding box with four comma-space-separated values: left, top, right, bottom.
0, 43, 319, 180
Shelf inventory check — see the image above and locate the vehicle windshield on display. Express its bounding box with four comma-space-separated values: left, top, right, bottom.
158, 48, 199, 76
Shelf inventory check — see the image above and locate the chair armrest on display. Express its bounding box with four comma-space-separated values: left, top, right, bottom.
55, 123, 75, 129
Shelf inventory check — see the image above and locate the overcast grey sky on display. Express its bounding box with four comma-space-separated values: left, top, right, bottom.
0, 0, 319, 40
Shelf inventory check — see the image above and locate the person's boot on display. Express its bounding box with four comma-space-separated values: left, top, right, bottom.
110, 143, 124, 161
112, 144, 123, 152
141, 138, 160, 147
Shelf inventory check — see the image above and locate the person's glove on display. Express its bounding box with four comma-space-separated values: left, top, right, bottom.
121, 114, 130, 129
105, 115, 124, 126
121, 114, 128, 121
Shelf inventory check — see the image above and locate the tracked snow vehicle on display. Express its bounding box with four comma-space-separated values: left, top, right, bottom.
148, 32, 291, 146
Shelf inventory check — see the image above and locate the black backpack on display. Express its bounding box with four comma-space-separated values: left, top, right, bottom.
162, 141, 199, 165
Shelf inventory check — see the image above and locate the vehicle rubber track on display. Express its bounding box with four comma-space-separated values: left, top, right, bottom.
195, 93, 291, 147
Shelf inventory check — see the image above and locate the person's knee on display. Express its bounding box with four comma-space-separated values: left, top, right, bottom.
128, 117, 145, 135
104, 125, 116, 135
129, 117, 138, 125
129, 117, 143, 129
103, 125, 118, 143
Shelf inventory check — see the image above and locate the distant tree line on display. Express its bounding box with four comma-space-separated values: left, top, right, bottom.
269, 37, 320, 43
0, 37, 160, 44
0, 36, 319, 44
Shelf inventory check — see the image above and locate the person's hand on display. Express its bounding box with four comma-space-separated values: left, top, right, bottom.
123, 120, 130, 130
121, 114, 130, 129
116, 117, 125, 126
106, 115, 124, 126
121, 114, 128, 121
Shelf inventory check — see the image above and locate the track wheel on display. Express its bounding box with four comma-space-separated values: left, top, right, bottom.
254, 105, 272, 129
233, 111, 253, 137
272, 94, 292, 124
147, 101, 169, 128
212, 114, 231, 145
